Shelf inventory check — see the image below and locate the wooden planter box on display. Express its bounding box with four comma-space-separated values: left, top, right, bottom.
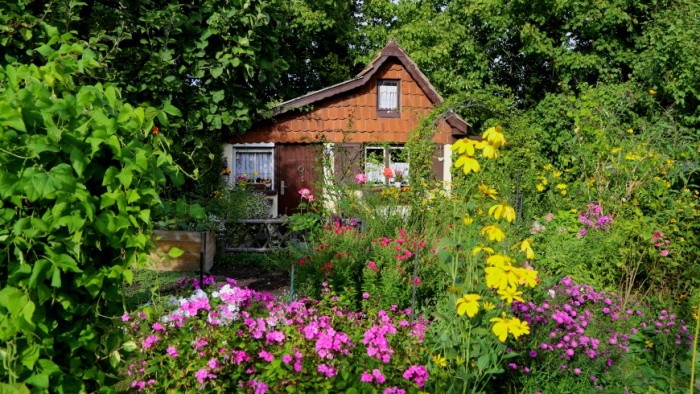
147, 230, 216, 272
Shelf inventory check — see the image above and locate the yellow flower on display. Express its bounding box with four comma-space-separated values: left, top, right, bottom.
482, 301, 495, 311
611, 148, 622, 154
451, 138, 480, 156
627, 128, 634, 134
456, 294, 481, 318
482, 126, 506, 148
520, 239, 535, 259
541, 178, 548, 186
649, 89, 657, 95
489, 314, 510, 342
553, 171, 562, 179
489, 201, 516, 223
645, 340, 654, 349
485, 263, 520, 290
486, 253, 512, 267
536, 184, 545, 192
478, 184, 499, 200
472, 245, 495, 257
516, 267, 539, 288
481, 224, 506, 242
480, 142, 499, 159
454, 155, 481, 174
463, 215, 474, 226
556, 183, 567, 190
432, 354, 447, 367
561, 189, 567, 196
510, 318, 530, 339
543, 164, 553, 171
498, 286, 525, 304
253, 171, 259, 177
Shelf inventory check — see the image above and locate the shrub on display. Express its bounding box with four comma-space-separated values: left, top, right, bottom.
0, 30, 181, 391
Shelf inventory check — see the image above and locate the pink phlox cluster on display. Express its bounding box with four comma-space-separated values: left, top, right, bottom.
130, 379, 155, 392
265, 330, 286, 345
259, 349, 274, 362
193, 337, 208, 350
143, 335, 159, 349
577, 203, 613, 236
166, 346, 178, 358
303, 316, 353, 359
245, 317, 269, 339
383, 387, 406, 394
194, 368, 217, 385
363, 311, 397, 363
403, 365, 429, 388
249, 378, 269, 394
231, 350, 250, 365
317, 363, 337, 378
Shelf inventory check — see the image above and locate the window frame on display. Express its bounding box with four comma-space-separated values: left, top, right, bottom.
231, 143, 275, 190
364, 145, 409, 186
376, 79, 401, 118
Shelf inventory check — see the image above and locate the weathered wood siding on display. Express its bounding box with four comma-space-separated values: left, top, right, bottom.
148, 230, 216, 272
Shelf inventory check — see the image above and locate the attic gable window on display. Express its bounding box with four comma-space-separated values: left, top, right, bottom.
377, 80, 400, 117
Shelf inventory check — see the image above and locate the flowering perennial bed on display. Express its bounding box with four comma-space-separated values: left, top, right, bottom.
122, 278, 430, 393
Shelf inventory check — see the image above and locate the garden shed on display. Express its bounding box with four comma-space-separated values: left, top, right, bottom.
223, 39, 468, 216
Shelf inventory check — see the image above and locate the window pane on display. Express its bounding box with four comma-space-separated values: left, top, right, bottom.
235, 151, 273, 181
365, 147, 385, 183
378, 81, 399, 110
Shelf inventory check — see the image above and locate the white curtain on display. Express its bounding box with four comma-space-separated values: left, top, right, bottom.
234, 151, 272, 180
378, 83, 398, 110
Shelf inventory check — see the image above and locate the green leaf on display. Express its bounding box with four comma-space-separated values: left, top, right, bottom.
161, 103, 181, 117
0, 102, 26, 132
167, 247, 184, 258
122, 341, 137, 352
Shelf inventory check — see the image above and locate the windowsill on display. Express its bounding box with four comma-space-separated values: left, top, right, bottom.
377, 110, 401, 118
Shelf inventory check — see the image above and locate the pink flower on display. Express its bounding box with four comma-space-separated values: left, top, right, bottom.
317, 363, 337, 378
166, 346, 178, 358
282, 354, 293, 364
259, 350, 274, 362
372, 369, 386, 384
152, 322, 164, 331
307, 194, 315, 202
208, 358, 219, 370
660, 250, 669, 257
121, 313, 130, 322
363, 292, 370, 299
298, 188, 311, 198
368, 261, 378, 273
143, 335, 158, 349
361, 371, 374, 383
355, 173, 367, 184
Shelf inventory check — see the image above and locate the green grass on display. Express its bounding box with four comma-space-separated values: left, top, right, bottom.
124, 269, 198, 308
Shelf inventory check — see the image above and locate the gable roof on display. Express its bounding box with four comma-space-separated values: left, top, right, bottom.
273, 39, 467, 135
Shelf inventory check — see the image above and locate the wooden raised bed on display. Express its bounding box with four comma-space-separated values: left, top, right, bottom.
148, 230, 216, 271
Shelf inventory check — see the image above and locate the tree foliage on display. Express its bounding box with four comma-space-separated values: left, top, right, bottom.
0, 29, 182, 392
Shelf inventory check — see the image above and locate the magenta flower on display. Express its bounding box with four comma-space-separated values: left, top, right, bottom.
363, 292, 370, 299
661, 250, 669, 256
143, 335, 159, 349
121, 312, 130, 322
208, 358, 219, 370
355, 173, 367, 184
152, 322, 164, 331
259, 350, 274, 362
361, 371, 374, 383
372, 369, 386, 384
166, 346, 178, 358
317, 363, 337, 378
383, 387, 406, 394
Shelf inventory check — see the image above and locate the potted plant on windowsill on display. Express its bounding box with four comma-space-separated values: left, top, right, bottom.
149, 198, 218, 272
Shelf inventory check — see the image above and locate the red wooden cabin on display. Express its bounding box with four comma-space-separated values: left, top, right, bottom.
224, 40, 468, 216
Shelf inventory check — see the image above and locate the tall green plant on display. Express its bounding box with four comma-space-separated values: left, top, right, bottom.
0, 27, 182, 392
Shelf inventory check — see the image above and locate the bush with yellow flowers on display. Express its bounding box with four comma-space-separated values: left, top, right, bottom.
425, 126, 541, 393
